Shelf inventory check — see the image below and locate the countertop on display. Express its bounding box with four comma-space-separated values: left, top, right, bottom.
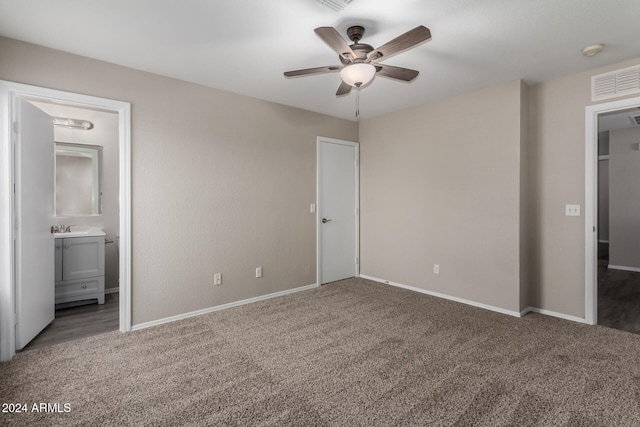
54, 228, 106, 238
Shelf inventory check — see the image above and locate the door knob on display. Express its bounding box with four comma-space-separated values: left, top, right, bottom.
322, 218, 332, 223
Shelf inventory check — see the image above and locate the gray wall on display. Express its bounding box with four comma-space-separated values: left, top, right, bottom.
359, 80, 527, 313
528, 57, 640, 318
609, 126, 640, 269
5, 35, 640, 326
0, 37, 358, 326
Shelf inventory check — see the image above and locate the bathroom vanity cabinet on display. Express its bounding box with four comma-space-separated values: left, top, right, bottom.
54, 234, 105, 305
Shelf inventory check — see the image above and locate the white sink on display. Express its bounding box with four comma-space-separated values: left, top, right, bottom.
54, 227, 105, 238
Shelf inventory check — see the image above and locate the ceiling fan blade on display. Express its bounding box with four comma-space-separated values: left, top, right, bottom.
375, 64, 420, 82
367, 25, 431, 62
336, 81, 352, 96
284, 65, 342, 77
314, 27, 356, 61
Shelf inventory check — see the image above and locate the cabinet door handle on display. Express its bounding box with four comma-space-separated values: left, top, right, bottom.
81, 285, 87, 289
64, 244, 70, 249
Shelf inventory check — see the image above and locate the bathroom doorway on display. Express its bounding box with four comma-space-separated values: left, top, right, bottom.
0, 81, 131, 361
23, 100, 120, 350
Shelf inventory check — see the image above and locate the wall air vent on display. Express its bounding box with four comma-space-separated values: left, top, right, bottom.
314, 0, 353, 11
630, 115, 640, 126
592, 64, 640, 101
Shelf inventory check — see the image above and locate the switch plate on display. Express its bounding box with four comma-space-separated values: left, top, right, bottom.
256, 267, 263, 278
565, 204, 581, 216
434, 264, 440, 275
214, 273, 222, 285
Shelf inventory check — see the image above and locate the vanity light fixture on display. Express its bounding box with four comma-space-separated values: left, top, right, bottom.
52, 117, 94, 130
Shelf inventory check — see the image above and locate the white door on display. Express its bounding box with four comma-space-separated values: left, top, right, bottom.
318, 138, 359, 284
15, 99, 55, 350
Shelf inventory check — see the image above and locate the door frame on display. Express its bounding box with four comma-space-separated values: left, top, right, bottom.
316, 136, 359, 286
0, 80, 132, 361
584, 95, 640, 325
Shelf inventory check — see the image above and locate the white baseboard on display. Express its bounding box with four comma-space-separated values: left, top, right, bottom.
358, 274, 522, 318
131, 283, 319, 332
105, 287, 119, 295
520, 307, 589, 324
608, 264, 640, 273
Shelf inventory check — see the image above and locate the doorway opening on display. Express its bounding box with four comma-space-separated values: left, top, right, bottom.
0, 81, 131, 361
24, 100, 119, 350
595, 106, 640, 333
585, 96, 640, 329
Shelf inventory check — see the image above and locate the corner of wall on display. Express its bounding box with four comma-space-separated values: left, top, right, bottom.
519, 80, 531, 311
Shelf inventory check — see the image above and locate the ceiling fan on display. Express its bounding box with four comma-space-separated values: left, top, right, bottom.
284, 25, 431, 96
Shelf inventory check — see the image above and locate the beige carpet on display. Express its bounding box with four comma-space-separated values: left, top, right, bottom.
2, 278, 640, 426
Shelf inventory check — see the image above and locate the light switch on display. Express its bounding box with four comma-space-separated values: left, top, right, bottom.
310, 204, 316, 213
565, 204, 581, 216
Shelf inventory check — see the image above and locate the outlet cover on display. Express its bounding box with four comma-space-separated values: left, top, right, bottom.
256, 267, 263, 278
565, 204, 581, 217
214, 273, 222, 285
434, 264, 440, 275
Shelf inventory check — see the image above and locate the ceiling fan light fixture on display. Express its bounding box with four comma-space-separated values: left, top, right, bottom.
340, 63, 376, 88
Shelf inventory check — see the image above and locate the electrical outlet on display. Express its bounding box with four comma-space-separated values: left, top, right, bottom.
214, 273, 222, 285
256, 267, 263, 278
434, 264, 440, 275
565, 204, 581, 216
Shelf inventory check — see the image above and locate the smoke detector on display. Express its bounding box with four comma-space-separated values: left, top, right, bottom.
582, 44, 604, 57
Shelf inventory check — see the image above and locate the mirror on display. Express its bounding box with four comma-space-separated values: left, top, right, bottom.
55, 142, 102, 216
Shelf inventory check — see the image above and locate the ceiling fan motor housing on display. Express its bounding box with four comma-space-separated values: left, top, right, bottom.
340, 43, 374, 65
339, 25, 373, 65
346, 25, 365, 42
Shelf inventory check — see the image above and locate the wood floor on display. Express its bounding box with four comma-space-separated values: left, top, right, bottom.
21, 293, 119, 351
598, 256, 640, 334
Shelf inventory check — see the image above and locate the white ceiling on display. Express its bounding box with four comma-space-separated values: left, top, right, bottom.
599, 107, 640, 132
1, 0, 640, 121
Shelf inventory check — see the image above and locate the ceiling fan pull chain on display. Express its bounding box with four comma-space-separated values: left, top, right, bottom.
356, 87, 360, 119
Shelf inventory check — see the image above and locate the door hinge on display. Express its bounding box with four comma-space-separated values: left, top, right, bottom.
12, 121, 19, 133
593, 226, 596, 232
355, 257, 359, 265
